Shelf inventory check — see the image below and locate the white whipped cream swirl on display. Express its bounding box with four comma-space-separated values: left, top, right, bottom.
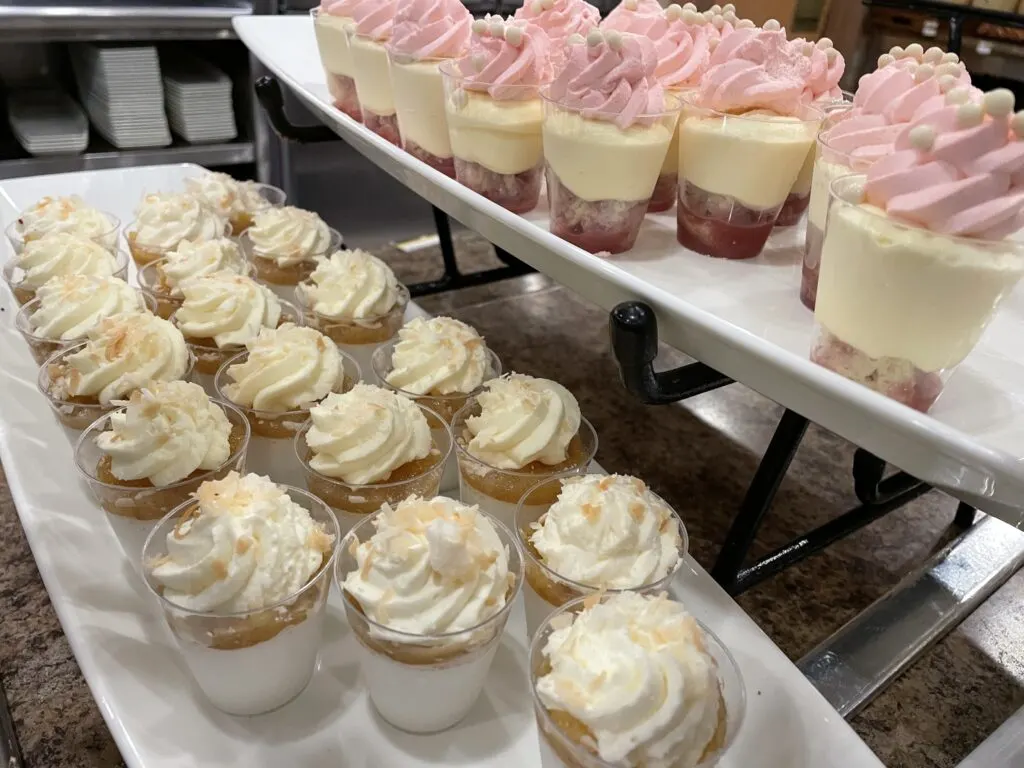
60, 312, 191, 404
149, 472, 335, 613
247, 206, 333, 267
298, 249, 399, 320
158, 238, 247, 296
29, 275, 143, 341
305, 384, 432, 484
131, 193, 227, 250
342, 495, 514, 635
174, 273, 282, 348
95, 380, 233, 486
185, 172, 272, 219
386, 317, 489, 395
16, 196, 116, 247
531, 475, 682, 589
222, 324, 342, 412
537, 592, 723, 768
466, 374, 581, 470
13, 233, 120, 290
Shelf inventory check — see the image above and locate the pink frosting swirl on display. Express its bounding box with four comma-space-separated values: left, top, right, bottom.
697, 27, 812, 115
824, 112, 903, 164
319, 0, 360, 16
793, 37, 845, 103
514, 0, 600, 68
389, 0, 471, 59
864, 89, 1024, 239
351, 0, 397, 40
547, 31, 666, 130
600, 0, 663, 31
453, 16, 552, 100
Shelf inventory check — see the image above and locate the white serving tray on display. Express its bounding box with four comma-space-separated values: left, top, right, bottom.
233, 15, 1024, 522
0, 164, 882, 767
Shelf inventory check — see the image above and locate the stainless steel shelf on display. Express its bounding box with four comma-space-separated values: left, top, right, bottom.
0, 141, 255, 180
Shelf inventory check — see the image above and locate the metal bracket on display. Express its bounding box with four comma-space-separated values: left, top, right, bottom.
254, 76, 338, 144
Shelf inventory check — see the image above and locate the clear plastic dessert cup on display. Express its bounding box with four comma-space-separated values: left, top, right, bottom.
812, 174, 1024, 413
238, 227, 342, 287
15, 288, 155, 365
648, 87, 693, 214
440, 61, 546, 213
530, 594, 746, 768
214, 346, 361, 489
141, 486, 340, 716
37, 342, 197, 431
349, 30, 401, 145
676, 95, 823, 260
75, 401, 249, 567
297, 282, 409, 375
388, 52, 459, 177
3, 245, 130, 306
451, 396, 598, 529
312, 8, 362, 121
296, 405, 452, 535
336, 507, 524, 733
4, 212, 120, 257
371, 339, 501, 491
124, 218, 232, 268
515, 472, 688, 637
137, 256, 254, 321
542, 92, 682, 254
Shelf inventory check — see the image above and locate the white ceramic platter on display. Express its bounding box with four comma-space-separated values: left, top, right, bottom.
0, 165, 882, 767
233, 15, 1024, 522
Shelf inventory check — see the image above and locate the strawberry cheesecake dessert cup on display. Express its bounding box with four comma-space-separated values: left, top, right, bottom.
348, 0, 401, 144
543, 31, 681, 254
514, 0, 599, 71
386, 0, 471, 177
313, 0, 363, 120
441, 17, 552, 213
812, 89, 1024, 412
338, 495, 523, 733
142, 472, 339, 715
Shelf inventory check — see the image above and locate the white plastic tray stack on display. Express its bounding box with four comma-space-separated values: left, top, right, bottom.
70, 44, 172, 149
6, 88, 89, 156
163, 56, 237, 144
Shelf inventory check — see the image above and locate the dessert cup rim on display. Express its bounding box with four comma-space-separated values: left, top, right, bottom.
438, 59, 550, 99
140, 484, 341, 620
515, 470, 689, 595
294, 402, 454, 489
239, 226, 343, 264
3, 244, 131, 291
386, 48, 459, 66
541, 88, 684, 121
828, 173, 1024, 248
369, 337, 502, 404
15, 287, 157, 345
297, 280, 410, 328
72, 398, 252, 490
335, 505, 526, 642
171, 297, 304, 354
125, 213, 232, 252
213, 345, 363, 421
137, 252, 254, 293
451, 397, 599, 479
678, 90, 825, 124
529, 593, 748, 767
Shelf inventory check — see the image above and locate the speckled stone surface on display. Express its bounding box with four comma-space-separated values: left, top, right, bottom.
1, 232, 1022, 767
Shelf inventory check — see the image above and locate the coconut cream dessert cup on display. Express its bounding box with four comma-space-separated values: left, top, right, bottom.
543, 31, 681, 255
142, 472, 339, 715
214, 323, 360, 489
296, 248, 408, 374
184, 171, 286, 236
385, 0, 472, 177
440, 18, 551, 212
348, 0, 401, 144
5, 195, 119, 254
516, 472, 687, 636
75, 381, 250, 565
313, 2, 363, 120
531, 591, 744, 768
452, 374, 598, 529
513, 0, 599, 72
125, 192, 229, 267
296, 384, 452, 533
2, 233, 129, 306
15, 275, 153, 365
137, 237, 250, 320
371, 316, 502, 490
239, 205, 340, 288
337, 495, 524, 733
37, 311, 194, 431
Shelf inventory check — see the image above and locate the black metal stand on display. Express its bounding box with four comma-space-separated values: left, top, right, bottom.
254, 75, 535, 298
609, 300, 972, 596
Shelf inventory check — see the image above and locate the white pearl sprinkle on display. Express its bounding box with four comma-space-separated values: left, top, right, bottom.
712, 14, 724, 28
937, 74, 957, 93
736, 18, 754, 28
488, 19, 504, 36
945, 86, 971, 105
984, 88, 1015, 118
702, 9, 715, 21
682, 1, 697, 9
936, 62, 961, 78
764, 18, 780, 31
665, 3, 683, 20
532, 0, 543, 13
586, 29, 603, 47
957, 102, 984, 129
826, 48, 838, 64
890, 45, 905, 58
504, 25, 523, 46
625, 0, 638, 9
941, 52, 959, 64
708, 36, 720, 51
723, 2, 736, 11
681, 8, 699, 23
542, 0, 554, 8
802, 42, 814, 56
471, 19, 487, 35
606, 29, 622, 49
914, 64, 934, 83
567, 32, 585, 44
723, 10, 737, 22
472, 52, 486, 71
1011, 111, 1024, 138
908, 125, 936, 151
924, 46, 944, 63
878, 53, 896, 68
817, 37, 833, 50
710, 3, 722, 11
905, 43, 924, 59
